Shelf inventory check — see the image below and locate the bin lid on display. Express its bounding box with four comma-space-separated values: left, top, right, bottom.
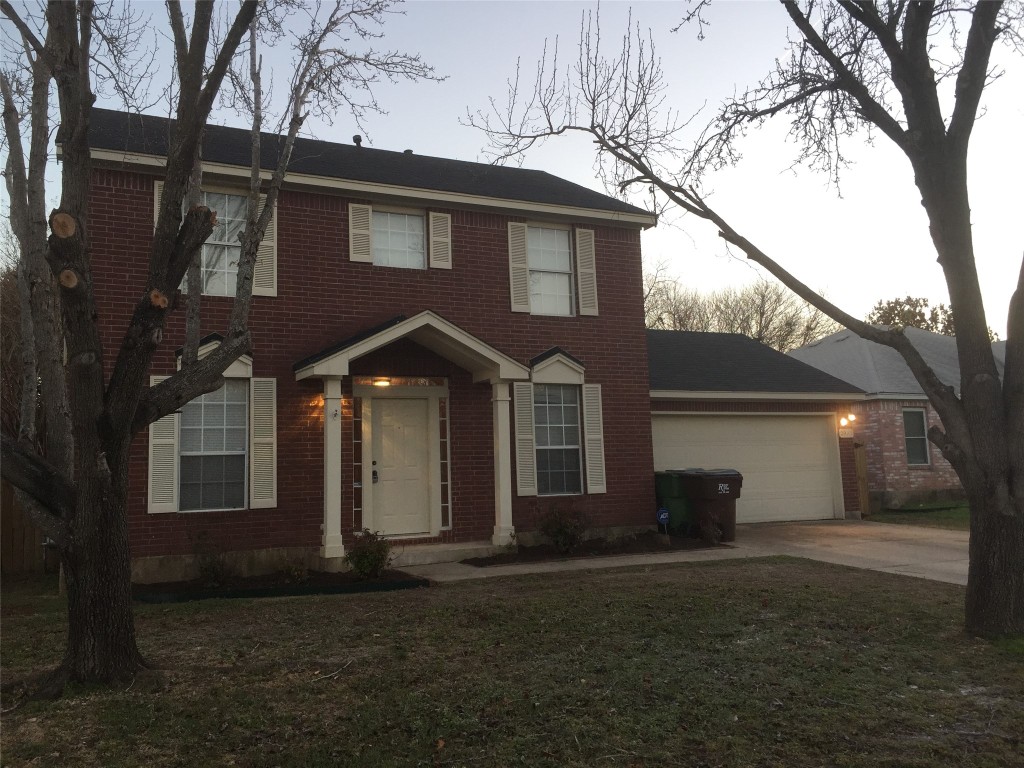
666, 468, 742, 479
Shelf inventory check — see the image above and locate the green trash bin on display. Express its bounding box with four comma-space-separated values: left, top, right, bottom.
663, 496, 694, 534
654, 471, 685, 502
655, 472, 695, 534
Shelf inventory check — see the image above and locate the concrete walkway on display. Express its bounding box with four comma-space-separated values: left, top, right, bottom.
402, 520, 969, 586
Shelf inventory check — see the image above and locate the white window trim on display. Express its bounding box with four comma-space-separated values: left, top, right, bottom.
179, 378, 250, 513
371, 209, 428, 270
902, 407, 931, 466
526, 222, 575, 317
533, 383, 584, 497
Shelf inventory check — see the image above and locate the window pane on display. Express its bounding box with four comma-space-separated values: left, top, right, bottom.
906, 438, 929, 465
903, 410, 926, 439
372, 212, 425, 269
527, 227, 571, 271
529, 271, 572, 316
180, 427, 203, 452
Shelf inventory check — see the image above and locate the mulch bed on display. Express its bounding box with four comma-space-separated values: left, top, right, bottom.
462, 530, 718, 567
132, 568, 428, 604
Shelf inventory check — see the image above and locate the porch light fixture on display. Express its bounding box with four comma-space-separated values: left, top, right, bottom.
839, 413, 857, 427
372, 377, 391, 387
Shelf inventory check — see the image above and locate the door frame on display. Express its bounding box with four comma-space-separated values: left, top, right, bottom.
355, 382, 448, 538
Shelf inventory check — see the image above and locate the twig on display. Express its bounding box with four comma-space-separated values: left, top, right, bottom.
310, 659, 353, 682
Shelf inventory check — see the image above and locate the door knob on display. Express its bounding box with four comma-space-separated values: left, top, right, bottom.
372, 469, 379, 484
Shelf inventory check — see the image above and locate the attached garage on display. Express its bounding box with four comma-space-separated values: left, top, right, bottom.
652, 413, 842, 523
647, 329, 865, 523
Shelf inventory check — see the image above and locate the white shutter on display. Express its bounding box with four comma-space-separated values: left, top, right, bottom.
249, 377, 277, 508
508, 222, 530, 313
253, 193, 277, 296
575, 228, 598, 316
582, 383, 607, 494
147, 375, 178, 513
513, 382, 537, 496
349, 203, 373, 262
428, 212, 452, 269
153, 180, 164, 228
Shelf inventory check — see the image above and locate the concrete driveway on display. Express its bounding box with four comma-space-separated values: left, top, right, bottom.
735, 520, 969, 585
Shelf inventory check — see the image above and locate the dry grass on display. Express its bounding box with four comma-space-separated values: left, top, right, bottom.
2, 557, 1022, 767
871, 505, 971, 531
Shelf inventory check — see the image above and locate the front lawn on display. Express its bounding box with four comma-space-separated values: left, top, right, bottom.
2, 558, 1021, 767
871, 504, 971, 531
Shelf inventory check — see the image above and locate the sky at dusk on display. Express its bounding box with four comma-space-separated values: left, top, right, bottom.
13, 0, 1023, 337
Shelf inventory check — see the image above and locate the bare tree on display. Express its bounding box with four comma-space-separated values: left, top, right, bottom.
470, 2, 1024, 635
0, 0, 438, 692
647, 275, 840, 352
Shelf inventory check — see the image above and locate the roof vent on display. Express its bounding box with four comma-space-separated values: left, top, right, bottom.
404, 149, 413, 154
352, 135, 362, 147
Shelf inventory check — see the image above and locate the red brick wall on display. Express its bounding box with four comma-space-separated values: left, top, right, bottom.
89, 169, 655, 558
651, 399, 861, 516
850, 399, 962, 508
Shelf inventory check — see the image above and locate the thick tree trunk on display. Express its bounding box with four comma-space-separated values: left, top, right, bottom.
60, 481, 144, 683
965, 478, 1024, 636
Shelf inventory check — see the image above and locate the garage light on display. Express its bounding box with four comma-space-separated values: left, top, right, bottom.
839, 413, 857, 427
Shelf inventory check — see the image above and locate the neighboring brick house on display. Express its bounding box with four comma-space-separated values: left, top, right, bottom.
790, 327, 1006, 511
647, 331, 865, 521
87, 109, 657, 582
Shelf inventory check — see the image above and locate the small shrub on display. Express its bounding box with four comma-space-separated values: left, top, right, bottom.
698, 509, 722, 546
344, 529, 392, 579
539, 506, 588, 554
281, 561, 310, 585
191, 531, 236, 588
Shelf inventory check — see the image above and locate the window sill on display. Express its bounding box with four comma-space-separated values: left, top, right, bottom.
177, 506, 248, 514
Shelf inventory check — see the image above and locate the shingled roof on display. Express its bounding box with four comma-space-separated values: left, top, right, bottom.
87, 108, 651, 220
647, 329, 862, 395
789, 326, 1006, 397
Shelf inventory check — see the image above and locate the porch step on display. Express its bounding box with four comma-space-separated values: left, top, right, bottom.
389, 541, 501, 567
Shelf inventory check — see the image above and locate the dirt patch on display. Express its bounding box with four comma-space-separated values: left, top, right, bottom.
463, 530, 718, 566
132, 568, 428, 603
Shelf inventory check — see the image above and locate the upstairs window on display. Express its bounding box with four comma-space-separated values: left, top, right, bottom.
152, 182, 278, 298
508, 223, 598, 316
349, 204, 451, 269
527, 226, 573, 316
373, 211, 426, 269
199, 191, 247, 296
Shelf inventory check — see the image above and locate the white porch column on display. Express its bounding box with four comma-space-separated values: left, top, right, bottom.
321, 376, 345, 559
492, 381, 515, 545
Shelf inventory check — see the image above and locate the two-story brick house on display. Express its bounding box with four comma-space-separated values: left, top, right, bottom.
87, 109, 657, 581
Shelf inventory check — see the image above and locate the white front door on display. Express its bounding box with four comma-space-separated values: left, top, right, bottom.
372, 398, 431, 535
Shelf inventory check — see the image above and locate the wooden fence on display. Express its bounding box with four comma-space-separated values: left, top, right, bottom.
1, 479, 58, 575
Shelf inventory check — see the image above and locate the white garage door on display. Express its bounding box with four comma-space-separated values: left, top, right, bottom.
651, 414, 841, 523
